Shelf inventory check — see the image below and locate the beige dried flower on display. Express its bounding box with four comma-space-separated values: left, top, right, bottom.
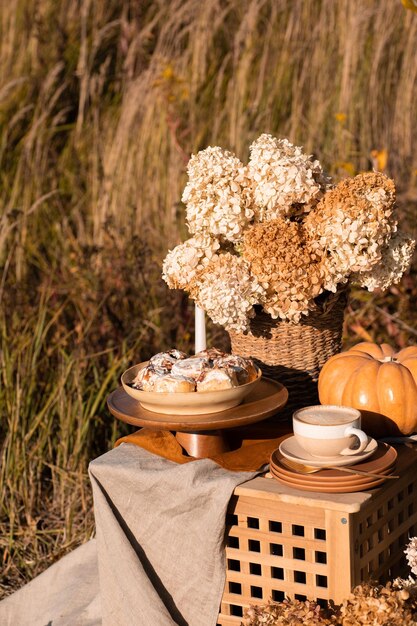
352, 231, 415, 291
305, 172, 397, 292
405, 538, 417, 576
248, 133, 329, 221
162, 234, 221, 289
394, 577, 417, 590
338, 582, 417, 625
243, 219, 324, 322
243, 581, 417, 626
243, 599, 334, 625
188, 252, 265, 332
164, 140, 414, 333
182, 146, 254, 242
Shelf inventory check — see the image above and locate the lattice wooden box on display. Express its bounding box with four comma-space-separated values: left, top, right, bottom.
217, 445, 417, 625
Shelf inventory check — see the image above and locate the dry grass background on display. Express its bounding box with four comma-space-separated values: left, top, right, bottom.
1, 0, 417, 597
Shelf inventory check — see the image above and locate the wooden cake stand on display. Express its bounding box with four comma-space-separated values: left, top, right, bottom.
107, 378, 288, 458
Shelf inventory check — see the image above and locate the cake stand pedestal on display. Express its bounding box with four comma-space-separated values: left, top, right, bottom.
107, 378, 288, 458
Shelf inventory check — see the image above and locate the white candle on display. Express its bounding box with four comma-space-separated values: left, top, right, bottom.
194, 304, 207, 354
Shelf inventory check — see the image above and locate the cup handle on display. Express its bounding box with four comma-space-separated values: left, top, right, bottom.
340, 426, 369, 455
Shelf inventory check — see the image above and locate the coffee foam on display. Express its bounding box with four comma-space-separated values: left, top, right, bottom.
296, 408, 355, 426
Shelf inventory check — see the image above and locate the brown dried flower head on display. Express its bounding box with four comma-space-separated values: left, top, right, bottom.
338, 581, 417, 625
243, 598, 334, 625
243, 580, 417, 625
242, 218, 324, 322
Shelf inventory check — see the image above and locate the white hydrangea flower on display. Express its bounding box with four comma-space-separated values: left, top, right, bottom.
162, 234, 221, 289
405, 537, 417, 576
189, 253, 265, 332
393, 576, 416, 589
182, 146, 254, 243
352, 231, 415, 291
248, 134, 329, 220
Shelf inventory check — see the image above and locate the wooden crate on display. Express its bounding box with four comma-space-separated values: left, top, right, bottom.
217, 445, 417, 625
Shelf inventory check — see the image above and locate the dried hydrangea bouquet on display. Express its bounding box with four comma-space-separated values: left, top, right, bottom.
163, 134, 415, 408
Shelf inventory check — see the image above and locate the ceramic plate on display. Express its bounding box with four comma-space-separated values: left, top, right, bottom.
278, 435, 378, 468
270, 464, 395, 486
271, 442, 397, 480
121, 361, 262, 415
269, 464, 395, 487
268, 467, 389, 493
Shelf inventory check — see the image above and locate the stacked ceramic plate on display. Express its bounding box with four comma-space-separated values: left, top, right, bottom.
269, 436, 398, 493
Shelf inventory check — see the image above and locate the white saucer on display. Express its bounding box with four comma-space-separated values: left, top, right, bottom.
278, 436, 378, 468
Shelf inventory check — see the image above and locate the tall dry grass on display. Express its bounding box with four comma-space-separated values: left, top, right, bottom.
1, 0, 417, 595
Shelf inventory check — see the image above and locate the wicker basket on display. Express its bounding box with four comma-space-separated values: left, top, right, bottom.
228, 290, 348, 418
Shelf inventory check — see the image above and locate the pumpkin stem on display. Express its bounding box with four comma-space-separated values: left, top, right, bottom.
381, 356, 397, 363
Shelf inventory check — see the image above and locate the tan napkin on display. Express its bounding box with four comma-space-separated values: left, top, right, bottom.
115, 419, 291, 471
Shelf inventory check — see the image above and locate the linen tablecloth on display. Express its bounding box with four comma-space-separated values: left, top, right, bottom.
0, 419, 289, 625
90, 443, 257, 626
0, 539, 100, 625
0, 445, 259, 626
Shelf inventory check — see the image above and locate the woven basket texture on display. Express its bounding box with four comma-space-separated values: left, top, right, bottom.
229, 291, 347, 418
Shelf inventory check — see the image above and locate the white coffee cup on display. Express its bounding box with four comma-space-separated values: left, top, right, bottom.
292, 405, 369, 458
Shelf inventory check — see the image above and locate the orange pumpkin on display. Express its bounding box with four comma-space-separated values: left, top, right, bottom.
318, 342, 417, 436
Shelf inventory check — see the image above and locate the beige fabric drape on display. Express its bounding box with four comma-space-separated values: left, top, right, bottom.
0, 539, 100, 626
0, 443, 256, 625
89, 444, 255, 626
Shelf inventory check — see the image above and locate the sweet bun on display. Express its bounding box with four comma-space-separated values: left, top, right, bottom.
167, 349, 188, 361
131, 364, 167, 391
128, 347, 260, 394
195, 348, 226, 363
214, 355, 258, 384
196, 366, 238, 391
171, 356, 210, 380
152, 374, 196, 393
149, 350, 187, 371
